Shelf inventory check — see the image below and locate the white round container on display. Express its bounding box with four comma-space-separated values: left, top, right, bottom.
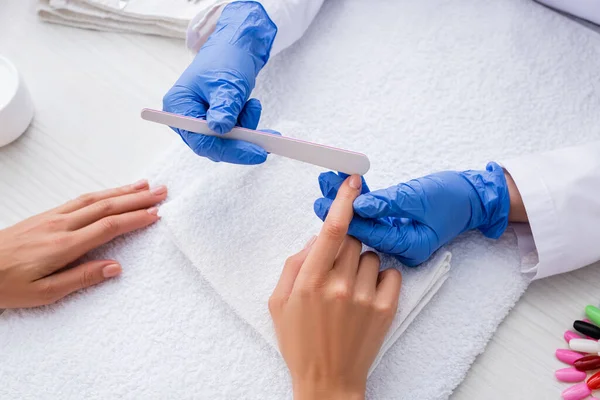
0, 56, 34, 147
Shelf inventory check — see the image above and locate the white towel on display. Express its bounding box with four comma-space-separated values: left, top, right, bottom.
158, 149, 452, 374
36, 0, 220, 38
3, 0, 600, 399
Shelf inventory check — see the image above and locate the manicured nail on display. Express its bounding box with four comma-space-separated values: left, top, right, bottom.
132, 179, 148, 190
147, 207, 159, 216
150, 185, 167, 196
304, 235, 317, 249
102, 264, 122, 278
349, 175, 361, 190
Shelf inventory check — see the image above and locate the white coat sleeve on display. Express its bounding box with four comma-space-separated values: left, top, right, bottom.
501, 141, 600, 280
185, 0, 324, 58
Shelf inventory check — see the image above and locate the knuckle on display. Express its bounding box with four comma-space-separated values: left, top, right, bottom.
93, 199, 114, 215
354, 293, 374, 308
100, 217, 120, 235
44, 215, 67, 231
162, 88, 179, 111
374, 301, 398, 318
296, 284, 319, 299
79, 267, 96, 289
75, 193, 96, 208
327, 281, 351, 302
37, 281, 59, 304
267, 296, 280, 315
284, 254, 300, 267
49, 233, 73, 249
322, 219, 347, 239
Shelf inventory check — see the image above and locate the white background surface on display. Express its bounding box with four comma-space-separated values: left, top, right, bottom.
1, 1, 599, 398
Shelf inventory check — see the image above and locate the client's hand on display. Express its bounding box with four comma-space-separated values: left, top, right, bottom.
269, 175, 402, 400
0, 180, 167, 308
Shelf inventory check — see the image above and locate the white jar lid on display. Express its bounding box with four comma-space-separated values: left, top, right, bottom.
0, 56, 34, 147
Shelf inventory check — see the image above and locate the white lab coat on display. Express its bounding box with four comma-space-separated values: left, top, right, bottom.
186, 1, 600, 280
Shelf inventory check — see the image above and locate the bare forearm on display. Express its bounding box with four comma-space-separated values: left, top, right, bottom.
504, 170, 528, 223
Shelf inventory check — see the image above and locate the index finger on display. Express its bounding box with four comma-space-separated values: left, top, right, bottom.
298, 175, 363, 280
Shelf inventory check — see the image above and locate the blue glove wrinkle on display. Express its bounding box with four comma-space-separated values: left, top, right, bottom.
473, 162, 510, 238
237, 98, 262, 129
318, 172, 345, 199
212, 2, 278, 74
313, 197, 333, 221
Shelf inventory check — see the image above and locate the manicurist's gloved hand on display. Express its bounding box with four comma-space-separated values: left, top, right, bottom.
163, 2, 277, 164
313, 163, 511, 266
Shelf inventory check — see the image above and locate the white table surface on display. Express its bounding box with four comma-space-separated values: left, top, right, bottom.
2, 1, 599, 399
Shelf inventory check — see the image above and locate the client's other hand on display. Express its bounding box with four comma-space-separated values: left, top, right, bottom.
269, 175, 402, 400
0, 180, 167, 308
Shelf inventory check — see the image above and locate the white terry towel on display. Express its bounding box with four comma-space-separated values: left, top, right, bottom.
158, 151, 452, 374
3, 0, 600, 399
36, 0, 222, 38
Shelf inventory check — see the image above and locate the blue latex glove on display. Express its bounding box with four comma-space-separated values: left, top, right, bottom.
313, 163, 510, 266
162, 2, 277, 164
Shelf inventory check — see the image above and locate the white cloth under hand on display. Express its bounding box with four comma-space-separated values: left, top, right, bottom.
158, 154, 451, 375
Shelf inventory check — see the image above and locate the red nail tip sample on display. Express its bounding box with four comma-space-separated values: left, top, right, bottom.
574, 355, 600, 371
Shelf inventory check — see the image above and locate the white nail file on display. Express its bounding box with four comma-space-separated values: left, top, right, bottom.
141, 108, 370, 175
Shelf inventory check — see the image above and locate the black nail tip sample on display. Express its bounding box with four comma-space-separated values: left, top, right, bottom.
574, 320, 600, 340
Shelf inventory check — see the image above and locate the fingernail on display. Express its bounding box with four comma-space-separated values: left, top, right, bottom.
102, 264, 122, 278
349, 175, 362, 190
150, 185, 167, 196
132, 179, 148, 190
147, 207, 159, 216
304, 235, 317, 249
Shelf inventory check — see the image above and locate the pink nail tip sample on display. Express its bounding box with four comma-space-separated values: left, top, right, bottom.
555, 368, 587, 383
557, 349, 585, 365
561, 382, 591, 400
565, 331, 584, 343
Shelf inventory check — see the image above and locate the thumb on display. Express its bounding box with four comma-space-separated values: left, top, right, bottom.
270, 236, 317, 304
206, 74, 249, 134
37, 260, 122, 304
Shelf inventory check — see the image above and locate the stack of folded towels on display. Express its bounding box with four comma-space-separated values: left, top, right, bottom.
37, 0, 217, 38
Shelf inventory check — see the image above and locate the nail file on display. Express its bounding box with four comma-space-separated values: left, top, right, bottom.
140, 108, 370, 175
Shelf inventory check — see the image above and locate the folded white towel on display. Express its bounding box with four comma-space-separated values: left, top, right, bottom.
159, 152, 452, 374
3, 0, 600, 399
37, 0, 219, 38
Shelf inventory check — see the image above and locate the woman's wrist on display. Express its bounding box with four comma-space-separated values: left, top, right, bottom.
293, 380, 366, 400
